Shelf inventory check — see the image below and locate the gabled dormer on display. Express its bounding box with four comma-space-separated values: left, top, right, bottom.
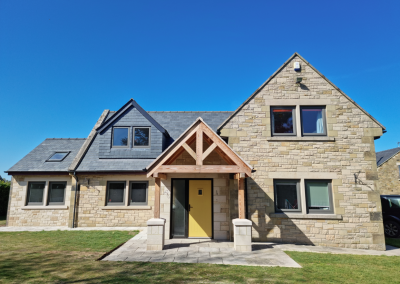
96, 99, 169, 159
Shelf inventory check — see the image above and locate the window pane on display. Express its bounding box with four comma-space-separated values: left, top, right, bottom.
388, 198, 400, 209
134, 128, 149, 146
48, 152, 68, 161
49, 183, 66, 203
108, 182, 125, 203
306, 181, 330, 210
113, 128, 128, 146
276, 183, 299, 210
28, 182, 45, 204
272, 108, 294, 133
302, 108, 325, 134
131, 183, 147, 203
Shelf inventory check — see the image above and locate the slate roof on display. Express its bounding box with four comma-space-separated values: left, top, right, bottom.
6, 139, 86, 173
147, 111, 232, 140
376, 147, 400, 167
75, 111, 233, 172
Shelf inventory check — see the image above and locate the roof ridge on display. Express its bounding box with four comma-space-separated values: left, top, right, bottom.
376, 147, 400, 154
147, 111, 233, 113
45, 138, 86, 140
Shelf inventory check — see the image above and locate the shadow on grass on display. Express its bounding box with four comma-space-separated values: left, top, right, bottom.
2, 250, 400, 283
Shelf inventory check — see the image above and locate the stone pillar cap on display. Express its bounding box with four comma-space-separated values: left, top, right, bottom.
147, 218, 166, 226
232, 218, 252, 226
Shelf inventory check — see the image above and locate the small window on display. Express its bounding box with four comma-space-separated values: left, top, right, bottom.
130, 181, 148, 205
398, 165, 400, 179
27, 182, 46, 205
305, 180, 333, 214
112, 127, 129, 147
47, 152, 69, 162
271, 107, 296, 136
48, 182, 66, 205
274, 180, 301, 212
198, 189, 203, 196
133, 128, 150, 147
301, 107, 326, 136
106, 181, 125, 205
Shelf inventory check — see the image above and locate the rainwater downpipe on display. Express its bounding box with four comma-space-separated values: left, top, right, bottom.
71, 171, 79, 228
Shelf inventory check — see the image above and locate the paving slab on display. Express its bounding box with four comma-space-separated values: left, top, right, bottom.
102, 237, 400, 267
125, 256, 151, 262
174, 257, 198, 263
198, 257, 224, 264
150, 256, 175, 263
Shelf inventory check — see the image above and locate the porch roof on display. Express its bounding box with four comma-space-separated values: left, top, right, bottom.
146, 118, 253, 177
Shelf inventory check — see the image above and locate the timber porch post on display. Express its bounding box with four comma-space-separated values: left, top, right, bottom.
154, 177, 160, 218
233, 173, 252, 251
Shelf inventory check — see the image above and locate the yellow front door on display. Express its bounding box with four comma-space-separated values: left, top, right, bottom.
188, 180, 212, 238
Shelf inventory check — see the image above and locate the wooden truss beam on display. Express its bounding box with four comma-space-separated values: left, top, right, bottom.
202, 143, 217, 161
157, 165, 244, 174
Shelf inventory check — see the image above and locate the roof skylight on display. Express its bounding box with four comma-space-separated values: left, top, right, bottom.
47, 152, 69, 162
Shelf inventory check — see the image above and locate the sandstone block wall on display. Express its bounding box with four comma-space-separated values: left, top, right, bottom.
220, 54, 385, 250
74, 174, 154, 227
377, 151, 400, 195
7, 175, 72, 226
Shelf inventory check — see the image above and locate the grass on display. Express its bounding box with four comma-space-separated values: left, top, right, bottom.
1, 231, 400, 283
386, 237, 400, 248
0, 216, 6, 227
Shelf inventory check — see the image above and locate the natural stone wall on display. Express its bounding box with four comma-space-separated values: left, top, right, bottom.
220, 54, 385, 250
7, 175, 72, 226
75, 174, 154, 227
377, 151, 400, 195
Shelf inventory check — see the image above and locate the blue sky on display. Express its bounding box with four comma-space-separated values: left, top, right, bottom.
1, 0, 399, 176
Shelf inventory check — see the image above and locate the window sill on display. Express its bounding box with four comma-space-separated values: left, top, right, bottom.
101, 206, 152, 210
22, 206, 69, 210
269, 213, 342, 220
267, 137, 335, 142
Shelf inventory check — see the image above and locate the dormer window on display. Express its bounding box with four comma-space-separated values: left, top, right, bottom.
47, 152, 69, 162
134, 127, 150, 147
112, 127, 129, 147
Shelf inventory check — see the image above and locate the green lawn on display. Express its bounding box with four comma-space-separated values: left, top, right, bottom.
1, 231, 400, 283
386, 237, 400, 248
0, 216, 6, 227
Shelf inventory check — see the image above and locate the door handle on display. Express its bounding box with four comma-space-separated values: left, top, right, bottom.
189, 204, 193, 211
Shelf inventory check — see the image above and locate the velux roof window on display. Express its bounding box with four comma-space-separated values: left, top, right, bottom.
47, 152, 69, 162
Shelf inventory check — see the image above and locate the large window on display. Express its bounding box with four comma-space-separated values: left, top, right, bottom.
48, 182, 66, 205
26, 182, 46, 205
305, 180, 333, 213
271, 107, 296, 135
106, 181, 126, 205
274, 180, 301, 212
301, 107, 326, 135
133, 127, 150, 147
130, 181, 148, 205
112, 127, 129, 147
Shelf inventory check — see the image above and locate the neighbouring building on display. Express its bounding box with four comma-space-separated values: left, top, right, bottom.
376, 147, 400, 195
5, 53, 387, 251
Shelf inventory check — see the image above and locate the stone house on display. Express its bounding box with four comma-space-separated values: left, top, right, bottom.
5, 53, 387, 251
376, 147, 400, 195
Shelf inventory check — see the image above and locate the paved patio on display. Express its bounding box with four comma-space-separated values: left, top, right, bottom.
102, 238, 302, 267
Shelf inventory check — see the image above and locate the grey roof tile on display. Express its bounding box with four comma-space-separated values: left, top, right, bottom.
6, 139, 86, 173
75, 111, 232, 172
376, 147, 400, 167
